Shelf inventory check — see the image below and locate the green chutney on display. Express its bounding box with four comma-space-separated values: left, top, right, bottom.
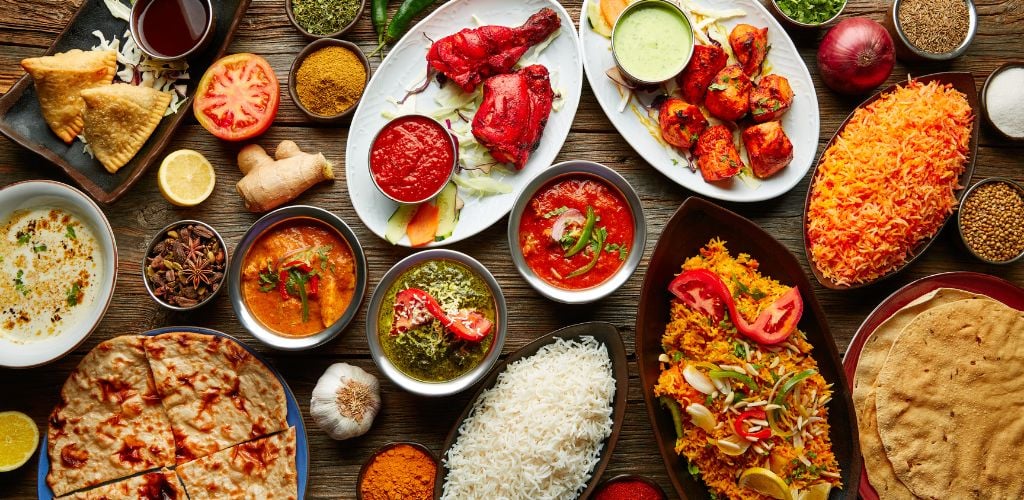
612, 1, 694, 83
378, 259, 496, 382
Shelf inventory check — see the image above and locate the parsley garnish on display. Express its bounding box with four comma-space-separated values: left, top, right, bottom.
257, 266, 279, 292
32, 244, 47, 253
17, 233, 30, 245
14, 269, 28, 296
687, 462, 701, 478
65, 224, 77, 240
66, 282, 81, 306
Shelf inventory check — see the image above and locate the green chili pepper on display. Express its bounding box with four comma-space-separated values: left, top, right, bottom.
566, 227, 605, 278
709, 369, 759, 391
774, 369, 816, 406
659, 396, 685, 441
565, 206, 596, 257
372, 0, 389, 43
383, 0, 439, 44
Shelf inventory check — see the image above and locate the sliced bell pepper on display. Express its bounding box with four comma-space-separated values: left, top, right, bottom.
733, 408, 771, 441
709, 369, 759, 391
564, 205, 596, 257
774, 369, 816, 406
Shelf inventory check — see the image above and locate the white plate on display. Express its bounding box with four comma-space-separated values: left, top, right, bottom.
346, 0, 583, 246
578, 0, 819, 202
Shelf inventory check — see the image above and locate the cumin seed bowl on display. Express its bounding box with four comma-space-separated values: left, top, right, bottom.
288, 38, 370, 124
142, 219, 227, 312
887, 0, 978, 62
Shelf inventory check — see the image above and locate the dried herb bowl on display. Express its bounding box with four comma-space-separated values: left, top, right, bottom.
142, 220, 228, 312
286, 0, 367, 40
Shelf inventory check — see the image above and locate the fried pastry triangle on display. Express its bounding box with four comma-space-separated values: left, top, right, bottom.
80, 84, 171, 173
20, 49, 117, 144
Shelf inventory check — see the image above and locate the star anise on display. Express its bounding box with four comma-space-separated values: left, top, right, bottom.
180, 256, 214, 289
182, 236, 205, 262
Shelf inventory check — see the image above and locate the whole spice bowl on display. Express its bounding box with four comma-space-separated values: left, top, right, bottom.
288, 38, 370, 123
887, 0, 978, 62
980, 62, 1024, 143
767, 0, 847, 29
957, 177, 1024, 265
591, 474, 668, 500
228, 205, 368, 351
357, 441, 438, 500
143, 220, 227, 311
286, 0, 366, 40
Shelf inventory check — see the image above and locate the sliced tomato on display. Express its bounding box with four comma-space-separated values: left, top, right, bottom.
447, 310, 492, 342
391, 288, 492, 342
668, 269, 730, 323
193, 53, 279, 141
738, 287, 803, 345
391, 288, 432, 335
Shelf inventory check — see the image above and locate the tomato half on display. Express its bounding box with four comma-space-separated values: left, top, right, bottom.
668, 269, 730, 323
391, 288, 492, 342
193, 53, 279, 141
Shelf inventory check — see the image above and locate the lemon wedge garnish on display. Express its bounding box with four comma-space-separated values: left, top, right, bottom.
158, 149, 216, 207
797, 482, 832, 500
738, 467, 793, 500
0, 411, 39, 472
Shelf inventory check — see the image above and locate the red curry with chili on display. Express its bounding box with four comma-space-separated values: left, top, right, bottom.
370, 115, 455, 203
518, 175, 634, 290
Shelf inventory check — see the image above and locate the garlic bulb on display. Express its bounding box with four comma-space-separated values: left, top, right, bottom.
310, 363, 382, 440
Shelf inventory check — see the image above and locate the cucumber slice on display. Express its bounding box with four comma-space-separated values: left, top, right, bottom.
434, 182, 459, 241
385, 204, 418, 244
588, 1, 613, 38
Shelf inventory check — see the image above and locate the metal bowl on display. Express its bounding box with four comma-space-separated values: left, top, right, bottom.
887, 0, 977, 62
356, 441, 437, 500
980, 62, 1024, 143
366, 114, 458, 205
285, 0, 366, 40
228, 206, 368, 351
142, 219, 226, 312
592, 474, 668, 499
957, 177, 1024, 265
130, 0, 215, 61
610, 0, 695, 86
365, 249, 507, 397
766, 0, 846, 29
507, 160, 646, 304
288, 38, 370, 124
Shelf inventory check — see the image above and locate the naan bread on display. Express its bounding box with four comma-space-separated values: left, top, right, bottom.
874, 299, 1024, 499
46, 336, 175, 497
20, 49, 116, 143
144, 332, 287, 463
175, 427, 297, 500
64, 469, 185, 500
80, 84, 171, 173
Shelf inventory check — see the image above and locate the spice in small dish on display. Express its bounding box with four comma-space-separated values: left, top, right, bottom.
593, 476, 666, 500
959, 180, 1024, 263
295, 45, 367, 117
897, 0, 969, 54
774, 0, 844, 25
985, 66, 1024, 139
145, 222, 226, 308
291, 0, 360, 36
359, 443, 435, 500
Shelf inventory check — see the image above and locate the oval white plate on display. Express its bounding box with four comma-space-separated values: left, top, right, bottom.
346, 0, 583, 246
578, 0, 819, 202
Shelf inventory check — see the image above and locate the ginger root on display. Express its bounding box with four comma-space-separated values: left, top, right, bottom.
236, 140, 334, 212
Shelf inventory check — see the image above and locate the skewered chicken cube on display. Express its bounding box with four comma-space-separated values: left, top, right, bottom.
742, 121, 793, 178
694, 124, 744, 182
658, 97, 708, 150
750, 74, 794, 123
729, 24, 769, 77
705, 65, 752, 122
676, 44, 728, 105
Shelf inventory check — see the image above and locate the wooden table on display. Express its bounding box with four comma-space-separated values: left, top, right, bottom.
1, 0, 1021, 497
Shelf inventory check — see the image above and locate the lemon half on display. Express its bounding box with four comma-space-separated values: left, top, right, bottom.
158, 149, 216, 207
739, 467, 793, 500
0, 411, 39, 472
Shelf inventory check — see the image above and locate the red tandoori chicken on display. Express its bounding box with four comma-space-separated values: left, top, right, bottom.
426, 8, 561, 93
658, 97, 708, 151
750, 74, 794, 123
742, 121, 794, 178
705, 65, 752, 122
694, 125, 744, 182
729, 24, 769, 77
471, 64, 555, 169
676, 44, 728, 105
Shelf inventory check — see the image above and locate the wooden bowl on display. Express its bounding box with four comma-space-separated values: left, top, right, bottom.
635, 197, 860, 500
288, 38, 370, 123
285, 0, 366, 40
356, 441, 437, 500
802, 72, 980, 290
979, 61, 1024, 142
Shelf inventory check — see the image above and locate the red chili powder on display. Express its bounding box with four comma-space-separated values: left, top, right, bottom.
593, 478, 666, 500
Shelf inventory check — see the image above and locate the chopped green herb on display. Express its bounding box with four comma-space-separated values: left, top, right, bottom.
17, 233, 30, 245
709, 82, 729, 92
775, 0, 843, 24
316, 245, 333, 270
290, 0, 360, 36
544, 206, 569, 219
705, 393, 715, 407
32, 244, 47, 253
258, 266, 279, 293
66, 282, 82, 306
14, 269, 28, 296
687, 462, 701, 478
65, 225, 77, 240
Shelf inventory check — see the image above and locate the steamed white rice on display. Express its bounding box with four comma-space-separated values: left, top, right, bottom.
441, 336, 615, 500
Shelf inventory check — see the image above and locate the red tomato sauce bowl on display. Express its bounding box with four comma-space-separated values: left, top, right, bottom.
368, 114, 457, 204
508, 160, 646, 303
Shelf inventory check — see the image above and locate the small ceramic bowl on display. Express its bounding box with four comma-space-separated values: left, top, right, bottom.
0, 181, 117, 368
286, 0, 366, 40
142, 220, 227, 312
887, 0, 977, 62
957, 177, 1024, 265
980, 62, 1024, 143
289, 38, 370, 123
592, 474, 668, 499
130, 0, 215, 61
767, 0, 846, 29
610, 0, 694, 86
229, 206, 367, 351
366, 249, 507, 397
356, 441, 438, 500
507, 160, 646, 304
367, 114, 458, 205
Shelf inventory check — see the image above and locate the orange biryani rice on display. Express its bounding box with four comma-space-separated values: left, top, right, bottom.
807, 79, 973, 286
655, 240, 841, 499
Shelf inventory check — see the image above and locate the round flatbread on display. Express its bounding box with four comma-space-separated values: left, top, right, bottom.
874, 298, 1024, 499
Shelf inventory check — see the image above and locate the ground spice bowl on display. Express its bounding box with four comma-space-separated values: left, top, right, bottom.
356, 441, 438, 500
886, 0, 977, 62
285, 0, 366, 40
980, 62, 1024, 143
288, 38, 370, 124
142, 219, 227, 312
957, 177, 1024, 265
592, 474, 668, 499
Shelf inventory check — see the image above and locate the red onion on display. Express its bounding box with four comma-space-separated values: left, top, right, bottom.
551, 209, 584, 242
817, 18, 895, 95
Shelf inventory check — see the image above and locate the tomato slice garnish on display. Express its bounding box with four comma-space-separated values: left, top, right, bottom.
391, 288, 433, 335
446, 310, 493, 342
193, 53, 279, 141
668, 269, 730, 323
391, 288, 492, 342
740, 287, 803, 345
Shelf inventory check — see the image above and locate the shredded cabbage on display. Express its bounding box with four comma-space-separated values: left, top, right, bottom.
453, 173, 512, 196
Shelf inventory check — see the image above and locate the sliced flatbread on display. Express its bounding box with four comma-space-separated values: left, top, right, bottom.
874, 298, 1024, 499
175, 427, 297, 500
144, 332, 287, 463
80, 84, 171, 173
46, 335, 175, 497
20, 49, 116, 143
852, 288, 980, 497
64, 469, 185, 499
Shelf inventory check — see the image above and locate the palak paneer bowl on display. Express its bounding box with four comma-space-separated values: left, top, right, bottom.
229, 205, 367, 351
366, 249, 507, 397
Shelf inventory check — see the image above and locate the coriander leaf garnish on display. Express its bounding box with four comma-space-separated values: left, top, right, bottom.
544, 206, 569, 219
67, 282, 82, 306
65, 224, 77, 240
17, 233, 30, 245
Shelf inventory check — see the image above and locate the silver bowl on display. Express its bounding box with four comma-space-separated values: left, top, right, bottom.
366, 249, 507, 397
143, 219, 226, 312
228, 206, 368, 351
507, 160, 647, 304
767, 0, 847, 29
610, 0, 694, 86
367, 114, 458, 205
957, 177, 1024, 265
888, 0, 977, 62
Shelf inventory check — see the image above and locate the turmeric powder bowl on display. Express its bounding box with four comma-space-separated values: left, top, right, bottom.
357, 441, 437, 500
288, 39, 370, 123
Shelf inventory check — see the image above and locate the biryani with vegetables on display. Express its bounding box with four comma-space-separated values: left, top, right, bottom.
655, 240, 840, 500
